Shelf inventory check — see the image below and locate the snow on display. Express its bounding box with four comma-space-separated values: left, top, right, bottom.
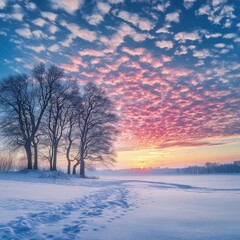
0, 172, 240, 240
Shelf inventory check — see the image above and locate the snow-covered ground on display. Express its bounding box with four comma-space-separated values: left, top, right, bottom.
0, 172, 240, 240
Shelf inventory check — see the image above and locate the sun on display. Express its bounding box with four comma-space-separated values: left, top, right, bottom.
138, 165, 148, 171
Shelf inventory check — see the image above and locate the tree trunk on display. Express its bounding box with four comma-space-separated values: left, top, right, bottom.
72, 162, 79, 175
49, 144, 54, 170
25, 142, 32, 169
49, 155, 53, 170
80, 158, 85, 177
52, 142, 58, 171
33, 142, 38, 170
50, 161, 53, 170
66, 138, 73, 174
67, 161, 71, 174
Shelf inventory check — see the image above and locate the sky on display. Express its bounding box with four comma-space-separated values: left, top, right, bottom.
0, 0, 240, 169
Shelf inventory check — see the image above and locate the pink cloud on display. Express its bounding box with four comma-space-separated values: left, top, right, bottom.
60, 63, 79, 72
122, 47, 145, 56
70, 56, 88, 68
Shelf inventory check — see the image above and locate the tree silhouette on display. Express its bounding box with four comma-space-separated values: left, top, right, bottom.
72, 82, 118, 177
0, 64, 64, 169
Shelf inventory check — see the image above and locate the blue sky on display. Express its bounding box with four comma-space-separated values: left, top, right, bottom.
0, 0, 240, 167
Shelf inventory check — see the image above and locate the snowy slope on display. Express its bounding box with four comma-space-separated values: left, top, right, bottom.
0, 172, 240, 240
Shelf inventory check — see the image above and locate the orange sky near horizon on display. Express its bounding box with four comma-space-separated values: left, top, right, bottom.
114, 137, 240, 169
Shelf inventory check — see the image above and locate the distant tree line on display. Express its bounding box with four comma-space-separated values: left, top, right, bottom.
106, 161, 240, 175
0, 64, 118, 177
177, 161, 240, 174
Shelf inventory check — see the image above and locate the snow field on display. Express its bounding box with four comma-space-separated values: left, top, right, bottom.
0, 173, 240, 240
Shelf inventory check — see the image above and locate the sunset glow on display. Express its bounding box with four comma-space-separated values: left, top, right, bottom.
116, 137, 240, 169
0, 0, 239, 169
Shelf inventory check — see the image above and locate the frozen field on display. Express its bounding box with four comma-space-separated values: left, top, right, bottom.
0, 172, 240, 240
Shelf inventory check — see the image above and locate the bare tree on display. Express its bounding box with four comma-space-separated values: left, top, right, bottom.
0, 67, 118, 174
42, 79, 78, 171
64, 105, 80, 174
0, 64, 64, 169
0, 74, 33, 169
31, 64, 64, 169
72, 82, 118, 177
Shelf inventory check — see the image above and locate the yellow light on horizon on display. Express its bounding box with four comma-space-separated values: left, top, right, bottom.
115, 138, 240, 169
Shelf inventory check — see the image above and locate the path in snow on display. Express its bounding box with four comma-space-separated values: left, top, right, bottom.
0, 182, 138, 240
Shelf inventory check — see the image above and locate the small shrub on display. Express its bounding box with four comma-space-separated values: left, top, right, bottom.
0, 155, 13, 172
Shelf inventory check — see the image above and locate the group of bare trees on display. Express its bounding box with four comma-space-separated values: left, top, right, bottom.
0, 64, 118, 177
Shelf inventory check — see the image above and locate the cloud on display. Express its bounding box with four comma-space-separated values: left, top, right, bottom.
155, 1, 170, 12
214, 43, 225, 48
11, 13, 24, 21
162, 55, 172, 62
84, 2, 110, 26
85, 14, 103, 25
196, 3, 235, 26
223, 33, 236, 39
50, 0, 84, 14
2, 0, 240, 152
0, 13, 6, 19
165, 12, 180, 23
139, 53, 163, 69
15, 57, 23, 62
119, 23, 151, 41
117, 10, 155, 31
48, 44, 60, 52
138, 19, 155, 32
108, 0, 124, 3
49, 24, 59, 34
211, 0, 224, 7
97, 2, 111, 14
121, 47, 145, 56
60, 34, 75, 47
193, 49, 212, 59
79, 49, 106, 57
25, 2, 37, 10
155, 40, 173, 49
99, 23, 150, 50
41, 11, 57, 21
175, 46, 188, 55
11, 4, 24, 21
26, 44, 45, 53
234, 38, 240, 43
33, 18, 47, 27
32, 30, 47, 39
162, 67, 192, 76
60, 21, 97, 42
157, 140, 225, 148
196, 4, 211, 16
183, 0, 196, 9
174, 31, 200, 42
74, 58, 239, 150
0, 4, 24, 21
204, 32, 222, 39
70, 56, 88, 68
0, 0, 8, 9
15, 28, 32, 38
156, 27, 171, 34
0, 12, 24, 21
0, 30, 7, 36
60, 63, 79, 72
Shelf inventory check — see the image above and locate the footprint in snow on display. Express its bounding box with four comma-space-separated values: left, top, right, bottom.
0, 186, 137, 240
